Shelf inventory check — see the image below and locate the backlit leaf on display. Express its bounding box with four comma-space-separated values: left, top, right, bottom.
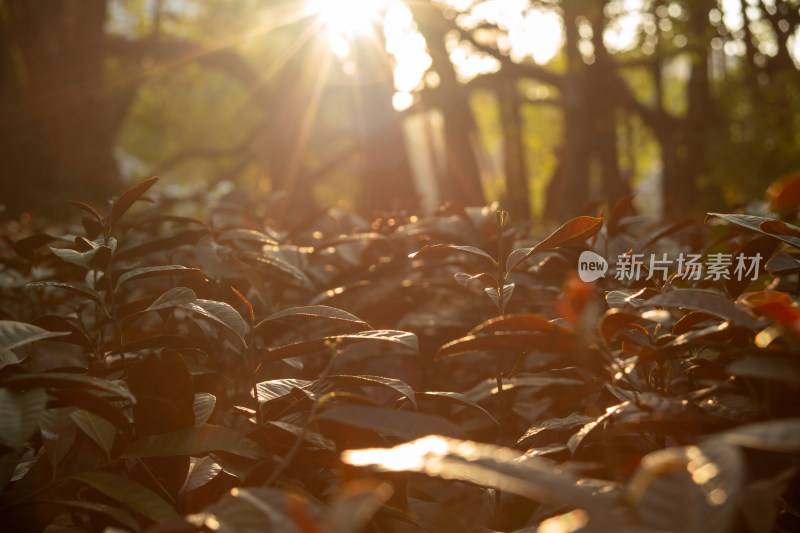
506, 216, 604, 271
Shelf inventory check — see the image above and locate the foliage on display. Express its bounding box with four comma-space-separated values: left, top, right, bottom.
1, 176, 800, 532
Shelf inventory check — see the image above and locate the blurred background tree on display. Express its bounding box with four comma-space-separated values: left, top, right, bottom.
1, 0, 798, 222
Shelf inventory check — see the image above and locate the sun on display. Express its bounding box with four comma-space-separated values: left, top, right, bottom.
307, 0, 388, 40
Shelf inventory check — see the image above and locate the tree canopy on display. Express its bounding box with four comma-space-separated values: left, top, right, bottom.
1, 0, 798, 221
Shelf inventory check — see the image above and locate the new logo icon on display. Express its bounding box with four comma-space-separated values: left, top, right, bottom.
578, 251, 608, 282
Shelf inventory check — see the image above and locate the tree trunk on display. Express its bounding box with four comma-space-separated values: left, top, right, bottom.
407, 1, 486, 207
499, 78, 531, 220
0, 0, 121, 218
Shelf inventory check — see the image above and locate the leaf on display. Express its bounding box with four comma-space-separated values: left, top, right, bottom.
193, 393, 216, 425
26, 282, 109, 315
14, 233, 58, 261
436, 331, 575, 360
254, 379, 313, 405
181, 456, 223, 495
409, 244, 497, 265
0, 388, 47, 449
262, 330, 418, 363
626, 441, 744, 533
765, 251, 800, 274
256, 305, 369, 330
341, 435, 603, 514
716, 418, 800, 453
0, 321, 70, 352
0, 373, 136, 404
217, 228, 280, 246
727, 354, 800, 385
417, 391, 500, 427
72, 470, 178, 523
239, 249, 313, 289
145, 286, 197, 311
484, 283, 515, 310
759, 219, 800, 237
322, 375, 417, 409
469, 314, 568, 336
766, 171, 800, 212
267, 421, 336, 451
108, 176, 159, 230
42, 500, 139, 531
515, 412, 594, 450
70, 409, 116, 458
506, 216, 604, 271
180, 299, 248, 345
645, 289, 760, 329
114, 228, 210, 262
706, 213, 800, 250
317, 405, 465, 440
66, 200, 103, 222
39, 408, 78, 470
322, 479, 394, 533
185, 486, 309, 533
122, 425, 268, 460
454, 272, 498, 290
568, 402, 632, 455
607, 194, 636, 236
115, 265, 206, 290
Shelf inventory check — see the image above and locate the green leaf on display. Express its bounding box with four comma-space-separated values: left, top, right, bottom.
185, 486, 308, 533
115, 265, 206, 290
145, 286, 198, 311
645, 289, 760, 330
262, 330, 418, 363
0, 321, 70, 352
255, 305, 370, 330
193, 393, 216, 426
341, 435, 603, 513
322, 375, 417, 409
0, 373, 135, 404
707, 213, 800, 249
254, 379, 313, 405
26, 282, 109, 315
239, 249, 314, 289
484, 283, 515, 310
71, 409, 116, 458
42, 499, 139, 531
0, 388, 47, 449
49, 244, 112, 270
322, 479, 394, 533
409, 244, 497, 265
267, 421, 336, 451
72, 470, 178, 523
627, 441, 744, 533
436, 330, 575, 361
317, 405, 465, 440
716, 418, 800, 453
506, 216, 604, 271
39, 407, 78, 470
122, 425, 268, 460
108, 176, 159, 230
217, 228, 280, 246
418, 391, 500, 427
181, 456, 223, 495
180, 299, 248, 345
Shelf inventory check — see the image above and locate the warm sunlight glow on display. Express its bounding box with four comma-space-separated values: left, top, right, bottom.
308, 0, 387, 39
